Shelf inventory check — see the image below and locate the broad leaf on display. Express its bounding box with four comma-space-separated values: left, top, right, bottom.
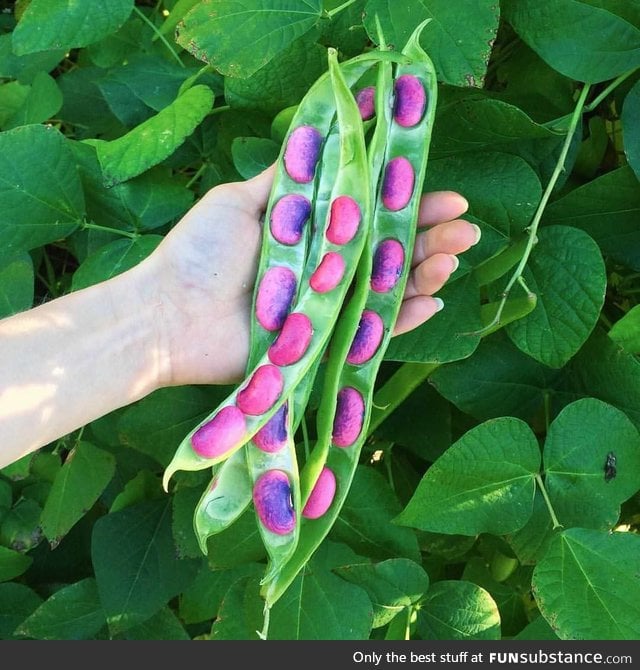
532, 528, 640, 639
608, 304, 640, 355
543, 398, 640, 529
395, 417, 540, 536
176, 0, 323, 78
0, 545, 32, 582
0, 583, 42, 640
232, 137, 280, 180
622, 79, 640, 180
0, 252, 33, 319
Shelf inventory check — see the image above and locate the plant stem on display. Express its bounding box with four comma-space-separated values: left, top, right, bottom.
480, 83, 591, 332
132, 5, 184, 67
82, 222, 138, 239
326, 0, 359, 19
535, 473, 562, 530
584, 67, 638, 113
208, 105, 231, 116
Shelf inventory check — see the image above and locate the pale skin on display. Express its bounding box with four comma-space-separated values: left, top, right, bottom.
0, 165, 480, 469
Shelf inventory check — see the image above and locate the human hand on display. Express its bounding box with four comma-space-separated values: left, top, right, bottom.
145, 165, 479, 388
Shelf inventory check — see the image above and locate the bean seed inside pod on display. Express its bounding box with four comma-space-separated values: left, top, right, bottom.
346, 310, 385, 365
326, 195, 361, 245
191, 405, 247, 459
236, 364, 284, 415
255, 266, 297, 331
394, 74, 426, 127
283, 125, 323, 184
381, 156, 415, 211
332, 386, 365, 447
355, 86, 376, 121
371, 239, 405, 293
253, 469, 296, 535
253, 403, 288, 453
302, 467, 336, 519
268, 312, 313, 366
270, 194, 312, 245
309, 252, 345, 293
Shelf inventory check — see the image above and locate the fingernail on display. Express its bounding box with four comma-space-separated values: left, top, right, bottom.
434, 297, 444, 313
449, 255, 459, 273
471, 223, 482, 245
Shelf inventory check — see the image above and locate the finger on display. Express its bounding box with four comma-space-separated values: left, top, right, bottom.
404, 253, 458, 300
393, 295, 444, 336
412, 219, 481, 266
236, 163, 277, 212
418, 191, 469, 227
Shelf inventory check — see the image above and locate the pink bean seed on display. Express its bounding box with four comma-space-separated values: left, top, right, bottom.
302, 467, 336, 520
255, 266, 297, 331
283, 125, 323, 184
253, 404, 288, 453
191, 405, 247, 459
309, 252, 345, 293
346, 310, 385, 365
326, 195, 361, 245
393, 74, 426, 128
371, 239, 405, 293
270, 194, 312, 245
355, 86, 376, 121
332, 387, 365, 447
236, 365, 284, 416
381, 156, 415, 211
253, 470, 296, 535
268, 312, 313, 366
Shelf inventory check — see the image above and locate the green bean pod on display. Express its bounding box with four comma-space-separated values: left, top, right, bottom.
162, 49, 376, 492
261, 20, 438, 611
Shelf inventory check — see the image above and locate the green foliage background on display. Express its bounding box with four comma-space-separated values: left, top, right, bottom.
1, 0, 640, 640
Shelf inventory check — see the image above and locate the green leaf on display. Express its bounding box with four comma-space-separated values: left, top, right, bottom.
231, 137, 280, 180
93, 84, 214, 186
363, 0, 499, 87
332, 467, 421, 563
0, 498, 43, 552
417, 580, 501, 640
40, 442, 116, 548
14, 578, 106, 640
121, 606, 190, 640
532, 528, 640, 639
176, 0, 323, 78
0, 125, 84, 254
13, 0, 134, 55
622, 78, 640, 181
335, 558, 429, 628
205, 506, 266, 569
543, 398, 640, 529
0, 252, 33, 319
502, 0, 640, 84
225, 37, 327, 113
0, 544, 32, 582
0, 583, 43, 639
609, 304, 640, 354
3, 71, 62, 129
71, 235, 163, 290
543, 166, 640, 271
91, 498, 198, 633
0, 33, 64, 84
109, 470, 163, 514
505, 226, 606, 368
506, 490, 555, 566
395, 417, 540, 536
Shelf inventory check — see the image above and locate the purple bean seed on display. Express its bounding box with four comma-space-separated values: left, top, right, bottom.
255, 266, 297, 331
346, 310, 385, 365
302, 467, 336, 520
268, 312, 313, 366
326, 195, 361, 245
236, 364, 284, 416
309, 252, 345, 293
191, 405, 247, 459
394, 74, 426, 128
283, 125, 323, 184
381, 156, 415, 211
270, 194, 312, 245
253, 469, 296, 535
332, 387, 365, 447
253, 403, 288, 453
371, 239, 405, 293
355, 86, 376, 121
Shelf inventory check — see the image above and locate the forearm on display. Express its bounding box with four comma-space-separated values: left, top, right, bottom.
0, 260, 167, 469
